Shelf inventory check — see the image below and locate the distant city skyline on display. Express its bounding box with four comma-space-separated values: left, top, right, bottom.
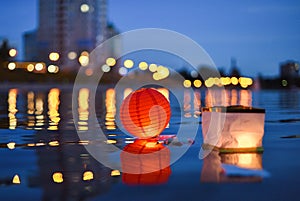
23, 0, 118, 71
0, 0, 299, 77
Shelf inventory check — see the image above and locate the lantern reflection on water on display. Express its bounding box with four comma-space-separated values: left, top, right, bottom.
202, 105, 265, 152
220, 153, 262, 170
201, 151, 263, 183
121, 139, 171, 185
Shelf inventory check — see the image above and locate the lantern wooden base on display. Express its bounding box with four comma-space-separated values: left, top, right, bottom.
202, 143, 264, 153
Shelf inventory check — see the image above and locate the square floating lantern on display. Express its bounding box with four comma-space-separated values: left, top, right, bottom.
201, 105, 265, 153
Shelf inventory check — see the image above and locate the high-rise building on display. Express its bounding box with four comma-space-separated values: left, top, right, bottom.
24, 31, 38, 61
24, 0, 118, 72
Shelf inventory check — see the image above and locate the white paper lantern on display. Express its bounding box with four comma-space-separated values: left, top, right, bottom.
201, 106, 265, 152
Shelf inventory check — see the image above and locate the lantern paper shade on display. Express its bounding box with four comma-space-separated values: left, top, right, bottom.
120, 88, 171, 139
121, 139, 171, 185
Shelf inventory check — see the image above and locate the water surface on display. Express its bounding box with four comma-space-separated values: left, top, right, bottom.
0, 86, 300, 201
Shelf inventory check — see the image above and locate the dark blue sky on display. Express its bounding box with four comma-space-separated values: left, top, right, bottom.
0, 0, 299, 76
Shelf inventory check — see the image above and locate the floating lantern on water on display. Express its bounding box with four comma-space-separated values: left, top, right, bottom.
120, 88, 171, 184
120, 88, 171, 139
120, 88, 171, 185
201, 105, 265, 152
121, 139, 171, 185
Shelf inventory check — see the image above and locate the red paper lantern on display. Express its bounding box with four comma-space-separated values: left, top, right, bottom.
121, 139, 171, 185
120, 88, 171, 139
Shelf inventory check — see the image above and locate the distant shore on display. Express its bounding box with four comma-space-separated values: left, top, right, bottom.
0, 82, 74, 90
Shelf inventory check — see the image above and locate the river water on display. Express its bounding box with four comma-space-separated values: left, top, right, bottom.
0, 85, 299, 201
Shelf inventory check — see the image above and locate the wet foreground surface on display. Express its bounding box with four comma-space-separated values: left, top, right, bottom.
0, 86, 299, 201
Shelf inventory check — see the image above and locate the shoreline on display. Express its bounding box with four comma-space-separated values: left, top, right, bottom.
1, 81, 299, 91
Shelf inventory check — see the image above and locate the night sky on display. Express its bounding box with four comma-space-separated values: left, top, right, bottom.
0, 0, 299, 77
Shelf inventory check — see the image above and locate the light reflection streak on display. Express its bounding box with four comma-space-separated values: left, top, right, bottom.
27, 91, 35, 128
105, 88, 116, 130
230, 89, 238, 105
52, 172, 63, 183
7, 142, 16, 149
83, 171, 94, 181
105, 139, 117, 144
48, 88, 61, 130
111, 170, 120, 176
48, 140, 59, 147
27, 91, 35, 115
0, 140, 95, 149
184, 90, 191, 118
34, 93, 45, 129
193, 91, 201, 117
78, 88, 90, 131
205, 90, 213, 107
8, 89, 18, 129
225, 90, 230, 106
35, 94, 44, 115
12, 175, 21, 184
239, 89, 252, 107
